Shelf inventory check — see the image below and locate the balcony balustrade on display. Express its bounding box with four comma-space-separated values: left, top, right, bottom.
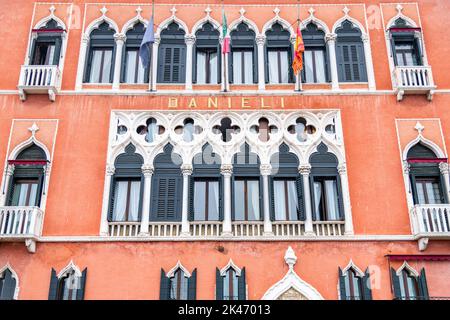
393, 66, 436, 101
18, 65, 61, 102
410, 204, 450, 250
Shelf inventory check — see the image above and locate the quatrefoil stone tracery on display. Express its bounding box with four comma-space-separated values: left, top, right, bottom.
250, 117, 278, 142
136, 117, 166, 143
174, 118, 203, 143
212, 117, 241, 143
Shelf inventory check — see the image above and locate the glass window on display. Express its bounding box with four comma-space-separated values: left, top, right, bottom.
273, 180, 299, 221
58, 270, 79, 300
112, 179, 141, 222
89, 48, 113, 83
32, 42, 56, 65
233, 50, 253, 84
415, 178, 443, 205
196, 49, 218, 84
398, 270, 419, 300
343, 269, 363, 300
395, 43, 419, 66
125, 49, 146, 83
194, 180, 220, 221
169, 269, 188, 300
268, 50, 289, 84
313, 177, 340, 221
223, 268, 239, 300
11, 180, 39, 206
234, 179, 260, 220
304, 49, 326, 83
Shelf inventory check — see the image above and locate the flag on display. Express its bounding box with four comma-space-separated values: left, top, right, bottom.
139, 15, 155, 67
222, 10, 230, 54
292, 24, 305, 75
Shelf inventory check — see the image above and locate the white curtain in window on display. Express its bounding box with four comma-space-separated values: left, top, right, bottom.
313, 182, 322, 220
113, 181, 128, 221
247, 181, 260, 220
273, 180, 286, 220
352, 274, 361, 300
196, 51, 207, 84
45, 45, 56, 65
287, 180, 298, 220
89, 50, 102, 83
208, 181, 219, 220
314, 51, 326, 83
232, 52, 242, 84
415, 183, 426, 204
280, 51, 289, 83
210, 52, 218, 84
125, 51, 137, 83
128, 181, 140, 221
194, 181, 206, 220
101, 50, 112, 83
244, 51, 253, 84
304, 50, 314, 83
17, 184, 29, 206
137, 56, 146, 83
325, 180, 339, 220
234, 181, 245, 220
268, 51, 279, 84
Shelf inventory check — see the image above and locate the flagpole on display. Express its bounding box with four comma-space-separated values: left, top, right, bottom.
222, 0, 228, 93
148, 0, 155, 92
295, 0, 302, 92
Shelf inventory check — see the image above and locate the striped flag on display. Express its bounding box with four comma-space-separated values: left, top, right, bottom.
222, 9, 230, 54
292, 24, 305, 75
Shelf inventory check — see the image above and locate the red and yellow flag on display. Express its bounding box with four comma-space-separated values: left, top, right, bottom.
292, 24, 305, 75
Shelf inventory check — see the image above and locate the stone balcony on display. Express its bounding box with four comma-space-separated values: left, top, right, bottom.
410, 204, 450, 250
394, 65, 436, 101
18, 65, 61, 102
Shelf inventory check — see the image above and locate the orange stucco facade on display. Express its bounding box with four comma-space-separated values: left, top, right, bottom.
0, 0, 449, 300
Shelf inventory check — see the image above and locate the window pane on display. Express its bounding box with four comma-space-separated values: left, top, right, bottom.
244, 51, 253, 84
287, 180, 299, 221
352, 274, 361, 300
101, 50, 112, 83
210, 52, 218, 84
313, 181, 322, 220
304, 50, 314, 83
208, 181, 220, 220
113, 181, 128, 221
314, 50, 326, 83
180, 274, 188, 300
324, 179, 340, 220
137, 55, 146, 83
125, 50, 137, 83
268, 51, 279, 84
194, 181, 206, 220
45, 45, 56, 65
416, 182, 426, 204
196, 51, 207, 84
89, 50, 103, 83
425, 182, 442, 204
128, 181, 140, 221
234, 180, 245, 220
273, 180, 287, 220
406, 276, 417, 299
280, 51, 289, 84
247, 180, 260, 220
232, 52, 242, 84
29, 184, 38, 206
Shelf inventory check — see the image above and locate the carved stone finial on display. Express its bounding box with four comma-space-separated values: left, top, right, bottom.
239, 7, 246, 17
414, 121, 425, 135
343, 6, 350, 16
49, 5, 56, 15
170, 6, 177, 16
284, 246, 297, 270
273, 7, 280, 16
308, 7, 315, 17
28, 122, 39, 137
100, 6, 108, 16
396, 4, 404, 15
205, 6, 212, 16
136, 6, 143, 17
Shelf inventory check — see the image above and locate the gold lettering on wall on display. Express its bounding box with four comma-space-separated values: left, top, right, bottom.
188, 98, 198, 108
168, 97, 178, 108
208, 97, 218, 108
261, 98, 271, 109
164, 97, 291, 109
241, 97, 251, 108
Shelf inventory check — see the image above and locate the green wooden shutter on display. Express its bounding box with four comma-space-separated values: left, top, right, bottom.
338, 267, 347, 300
391, 267, 402, 300
53, 37, 62, 65
151, 176, 182, 221
390, 36, 398, 66
264, 47, 269, 84
219, 176, 224, 221
0, 269, 16, 300
269, 177, 275, 221
296, 175, 305, 221
362, 268, 373, 300
238, 267, 246, 300
76, 268, 87, 300
216, 268, 223, 300
192, 45, 197, 84
159, 269, 170, 300
107, 178, 116, 222
336, 176, 345, 220
188, 176, 195, 221
188, 269, 197, 300
6, 178, 16, 206
418, 268, 429, 300
252, 45, 258, 84
48, 268, 59, 300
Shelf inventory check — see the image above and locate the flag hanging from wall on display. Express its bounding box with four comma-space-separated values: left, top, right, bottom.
222, 10, 230, 54
292, 23, 305, 75
139, 15, 155, 67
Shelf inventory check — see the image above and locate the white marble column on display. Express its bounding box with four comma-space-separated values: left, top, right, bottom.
439, 162, 450, 202
75, 34, 90, 91
221, 164, 233, 236
100, 165, 115, 236
184, 35, 196, 91
139, 165, 153, 236
181, 164, 192, 236
338, 164, 354, 235
361, 34, 376, 91
150, 37, 160, 91
260, 164, 273, 235
326, 33, 340, 91
299, 165, 314, 236
113, 33, 126, 90
256, 35, 266, 91
0, 165, 14, 206
291, 37, 302, 91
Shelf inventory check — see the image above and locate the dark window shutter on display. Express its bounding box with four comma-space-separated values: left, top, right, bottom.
84, 47, 93, 82
391, 267, 402, 300
159, 269, 170, 300
107, 178, 116, 222
418, 268, 429, 300
269, 177, 275, 221
157, 46, 165, 82
48, 268, 59, 300
338, 267, 347, 300
216, 268, 223, 300
6, 178, 16, 206
219, 175, 224, 221
0, 269, 16, 300
151, 176, 182, 221
30, 39, 37, 64
76, 268, 87, 300
336, 176, 345, 220
414, 37, 423, 65
362, 268, 372, 300
35, 173, 45, 207
264, 46, 269, 84
189, 176, 194, 221
192, 45, 197, 84
109, 44, 117, 83
296, 175, 305, 220
238, 267, 246, 300
53, 37, 62, 65
188, 269, 197, 300
252, 45, 258, 84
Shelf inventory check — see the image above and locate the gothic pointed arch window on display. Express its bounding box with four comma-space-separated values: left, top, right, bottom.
309, 143, 344, 221
232, 143, 262, 221
160, 265, 197, 300
391, 263, 429, 300
265, 23, 293, 84
269, 143, 304, 221
338, 264, 372, 300
389, 18, 423, 67
335, 20, 367, 82
108, 143, 144, 222
0, 266, 18, 300
407, 143, 447, 205
216, 262, 246, 300
48, 265, 87, 300
301, 22, 329, 83
7, 144, 48, 207
84, 22, 116, 83
189, 144, 222, 221
230, 23, 257, 84
150, 144, 183, 221
158, 22, 186, 83
193, 22, 221, 84
30, 19, 64, 66
122, 22, 149, 83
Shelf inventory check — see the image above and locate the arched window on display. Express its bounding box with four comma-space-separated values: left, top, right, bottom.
265, 23, 293, 84
389, 18, 423, 67
84, 22, 116, 83
193, 22, 221, 84
391, 264, 429, 300
30, 19, 64, 66
157, 22, 186, 83
309, 143, 344, 221
230, 23, 257, 84
232, 143, 262, 221
160, 266, 197, 300
151, 144, 183, 221
7, 144, 47, 207
122, 22, 148, 83
269, 143, 304, 221
189, 144, 222, 221
407, 143, 447, 205
335, 20, 367, 82
0, 267, 17, 300
108, 144, 144, 222
48, 266, 87, 300
216, 264, 246, 300
338, 265, 371, 300
301, 23, 328, 83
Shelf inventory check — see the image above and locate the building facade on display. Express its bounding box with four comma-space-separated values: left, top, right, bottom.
0, 0, 449, 300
